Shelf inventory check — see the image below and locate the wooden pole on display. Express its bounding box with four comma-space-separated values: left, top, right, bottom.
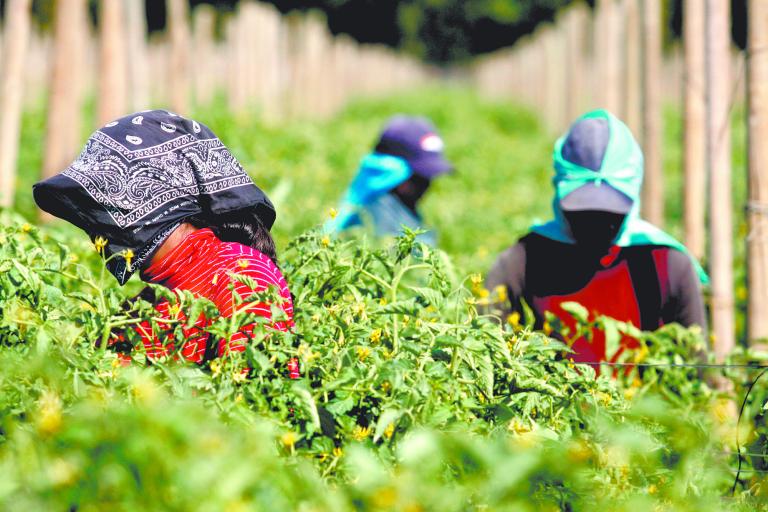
125, 0, 149, 111
42, 0, 87, 201
706, 0, 734, 359
167, 0, 190, 114
97, 0, 127, 124
193, 4, 216, 108
623, 0, 642, 138
684, 0, 707, 260
566, 6, 587, 122
748, 0, 768, 343
641, 0, 664, 226
0, 0, 32, 209
596, 0, 622, 115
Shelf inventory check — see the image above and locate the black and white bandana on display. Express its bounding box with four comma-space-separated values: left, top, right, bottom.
33, 110, 275, 285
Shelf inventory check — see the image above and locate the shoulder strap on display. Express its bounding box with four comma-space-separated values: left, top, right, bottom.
625, 247, 663, 331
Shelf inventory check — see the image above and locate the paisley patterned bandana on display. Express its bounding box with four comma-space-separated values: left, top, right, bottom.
33, 110, 275, 285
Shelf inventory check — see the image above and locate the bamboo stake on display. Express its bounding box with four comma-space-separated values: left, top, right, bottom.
747, 0, 768, 343
193, 5, 216, 108
684, 0, 707, 260
641, 0, 664, 226
125, 0, 149, 111
596, 0, 622, 115
566, 6, 587, 121
706, 0, 735, 359
42, 0, 87, 206
0, 0, 32, 209
97, 0, 127, 124
623, 0, 642, 138
167, 0, 190, 114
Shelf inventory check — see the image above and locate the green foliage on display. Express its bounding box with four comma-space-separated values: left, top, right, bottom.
3, 88, 764, 509
0, 215, 767, 510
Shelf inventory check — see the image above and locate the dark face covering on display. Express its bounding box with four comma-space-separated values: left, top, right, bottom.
392, 174, 431, 213
563, 210, 627, 255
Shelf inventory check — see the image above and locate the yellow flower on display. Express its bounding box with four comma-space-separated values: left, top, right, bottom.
235, 394, 244, 403
298, 344, 318, 362
470, 273, 482, 287
507, 419, 531, 435
237, 259, 249, 269
333, 447, 343, 458
379, 298, 388, 306
370, 328, 382, 344
647, 484, 658, 495
281, 431, 298, 449
371, 486, 398, 508
210, 360, 222, 377
567, 440, 592, 463
478, 288, 490, 299
329, 207, 338, 219
543, 321, 553, 335
381, 381, 391, 393
507, 312, 521, 327
21, 223, 31, 233
384, 422, 395, 439
568, 358, 575, 370
352, 302, 366, 317
232, 370, 248, 383
123, 249, 134, 270
321, 236, 331, 247
465, 297, 476, 306
36, 390, 62, 436
494, 285, 508, 303
633, 344, 649, 364
130, 378, 159, 405
356, 346, 371, 362
94, 236, 108, 254
352, 425, 372, 441
596, 391, 612, 406
69, 254, 79, 264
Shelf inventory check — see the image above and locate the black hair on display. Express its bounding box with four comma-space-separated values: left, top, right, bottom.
188, 209, 279, 266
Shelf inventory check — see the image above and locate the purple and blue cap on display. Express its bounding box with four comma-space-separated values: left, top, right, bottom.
374, 115, 454, 179
558, 117, 634, 215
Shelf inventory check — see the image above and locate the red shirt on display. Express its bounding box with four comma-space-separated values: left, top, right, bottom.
126, 228, 294, 364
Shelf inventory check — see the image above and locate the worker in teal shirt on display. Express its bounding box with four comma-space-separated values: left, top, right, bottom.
327, 115, 454, 244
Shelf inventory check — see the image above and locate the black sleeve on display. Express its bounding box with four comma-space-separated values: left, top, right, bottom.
485, 243, 526, 320
663, 249, 708, 335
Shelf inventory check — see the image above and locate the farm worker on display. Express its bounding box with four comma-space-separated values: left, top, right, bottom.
33, 110, 295, 368
326, 115, 453, 244
486, 109, 708, 366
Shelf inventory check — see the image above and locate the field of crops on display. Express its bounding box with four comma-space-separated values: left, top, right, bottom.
1, 89, 766, 510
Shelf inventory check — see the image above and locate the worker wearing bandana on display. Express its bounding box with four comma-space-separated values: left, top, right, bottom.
33, 110, 294, 367
487, 110, 708, 366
